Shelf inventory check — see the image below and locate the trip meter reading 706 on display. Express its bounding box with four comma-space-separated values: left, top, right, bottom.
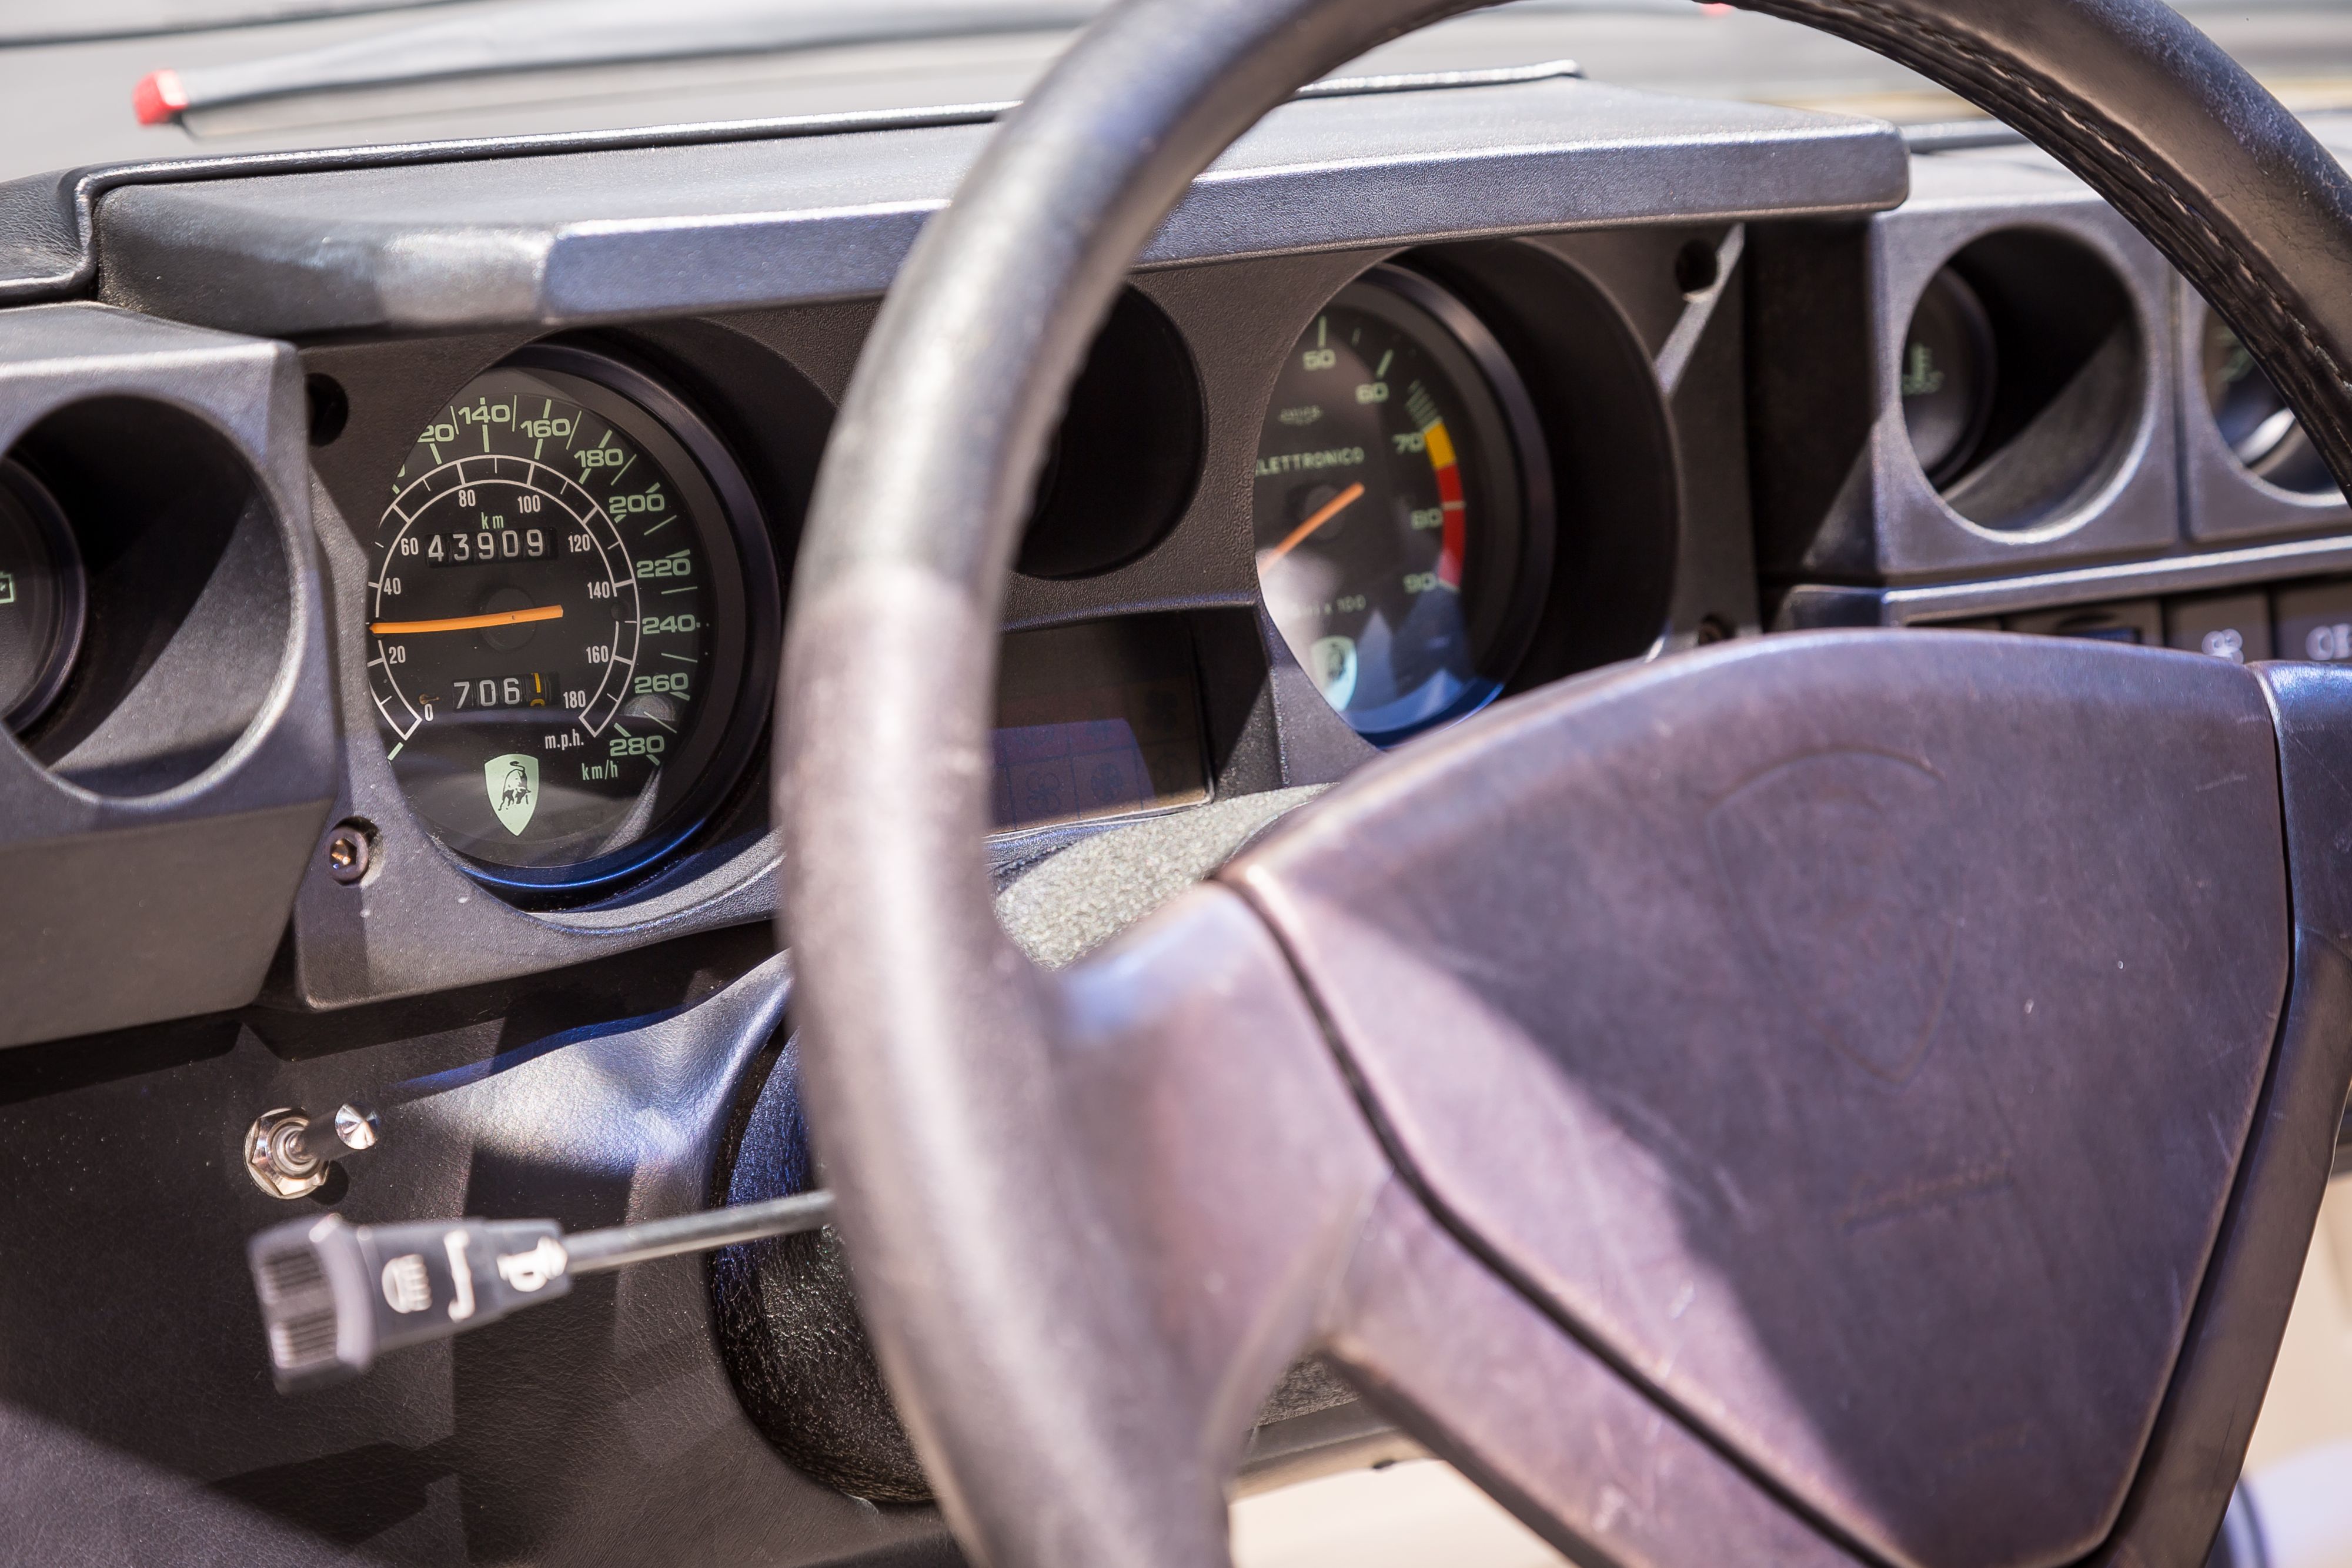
366, 346, 774, 895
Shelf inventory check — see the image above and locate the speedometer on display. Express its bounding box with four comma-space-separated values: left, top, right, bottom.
368, 345, 775, 893
1253, 267, 1551, 745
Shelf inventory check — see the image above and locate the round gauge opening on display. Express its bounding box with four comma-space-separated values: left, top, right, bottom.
0, 459, 84, 736
1252, 267, 1552, 747
1015, 288, 1202, 580
1900, 231, 2143, 532
2202, 313, 2338, 496
1899, 266, 1996, 488
367, 346, 777, 894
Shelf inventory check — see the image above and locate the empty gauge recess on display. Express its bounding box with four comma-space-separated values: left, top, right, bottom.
1897, 233, 2144, 532
2202, 315, 2337, 494
1253, 267, 1551, 746
367, 345, 777, 894
0, 460, 83, 735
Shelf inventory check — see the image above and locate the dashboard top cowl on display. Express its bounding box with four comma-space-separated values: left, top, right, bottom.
72, 75, 1906, 337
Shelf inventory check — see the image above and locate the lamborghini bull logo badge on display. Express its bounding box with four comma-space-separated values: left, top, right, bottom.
486, 753, 540, 836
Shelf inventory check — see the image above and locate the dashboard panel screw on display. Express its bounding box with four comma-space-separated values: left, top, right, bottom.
325, 820, 375, 885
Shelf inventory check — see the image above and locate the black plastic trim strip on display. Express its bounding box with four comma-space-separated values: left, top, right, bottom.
1776, 530, 2352, 630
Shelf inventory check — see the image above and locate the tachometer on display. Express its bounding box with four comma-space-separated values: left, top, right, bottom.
368, 346, 774, 892
1252, 267, 1551, 745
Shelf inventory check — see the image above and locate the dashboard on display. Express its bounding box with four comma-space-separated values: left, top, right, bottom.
4, 51, 2352, 1568
0, 66, 1847, 1024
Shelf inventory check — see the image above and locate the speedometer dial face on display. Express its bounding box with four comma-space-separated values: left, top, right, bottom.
1253, 269, 1550, 745
368, 347, 773, 892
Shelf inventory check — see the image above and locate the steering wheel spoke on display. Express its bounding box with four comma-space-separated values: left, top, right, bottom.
1327, 1184, 1860, 1568
1050, 884, 1390, 1502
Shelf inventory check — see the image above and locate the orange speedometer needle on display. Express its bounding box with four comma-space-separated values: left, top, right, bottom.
1261, 481, 1366, 564
370, 604, 566, 636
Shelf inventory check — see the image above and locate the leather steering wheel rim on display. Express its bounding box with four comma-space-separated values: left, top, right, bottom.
779, 4, 2352, 1566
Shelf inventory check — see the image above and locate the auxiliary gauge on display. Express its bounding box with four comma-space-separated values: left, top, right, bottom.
1253, 267, 1552, 745
367, 346, 777, 893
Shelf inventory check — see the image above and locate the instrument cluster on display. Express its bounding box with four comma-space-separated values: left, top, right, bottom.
0, 230, 1693, 1024
251, 227, 1702, 1015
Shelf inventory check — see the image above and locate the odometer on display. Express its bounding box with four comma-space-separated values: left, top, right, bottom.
368, 346, 774, 892
1253, 268, 1551, 745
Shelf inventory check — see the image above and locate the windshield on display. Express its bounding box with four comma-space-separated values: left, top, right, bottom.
1496, 0, 2352, 122
4, 0, 2352, 184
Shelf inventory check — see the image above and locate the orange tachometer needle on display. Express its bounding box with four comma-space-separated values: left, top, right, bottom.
1261, 480, 1366, 565
369, 604, 565, 636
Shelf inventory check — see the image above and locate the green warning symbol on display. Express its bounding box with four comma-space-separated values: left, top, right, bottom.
486, 753, 539, 836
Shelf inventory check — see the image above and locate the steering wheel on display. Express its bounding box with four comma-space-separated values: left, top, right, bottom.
777, 2, 2352, 1564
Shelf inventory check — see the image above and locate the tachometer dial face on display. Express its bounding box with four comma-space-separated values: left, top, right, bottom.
368, 347, 774, 891
1253, 269, 1549, 745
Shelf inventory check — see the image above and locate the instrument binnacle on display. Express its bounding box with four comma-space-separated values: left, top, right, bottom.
366, 345, 774, 895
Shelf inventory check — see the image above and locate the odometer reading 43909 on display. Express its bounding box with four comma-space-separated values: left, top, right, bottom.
368, 347, 773, 893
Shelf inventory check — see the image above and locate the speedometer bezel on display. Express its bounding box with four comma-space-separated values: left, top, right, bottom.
372, 341, 781, 899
